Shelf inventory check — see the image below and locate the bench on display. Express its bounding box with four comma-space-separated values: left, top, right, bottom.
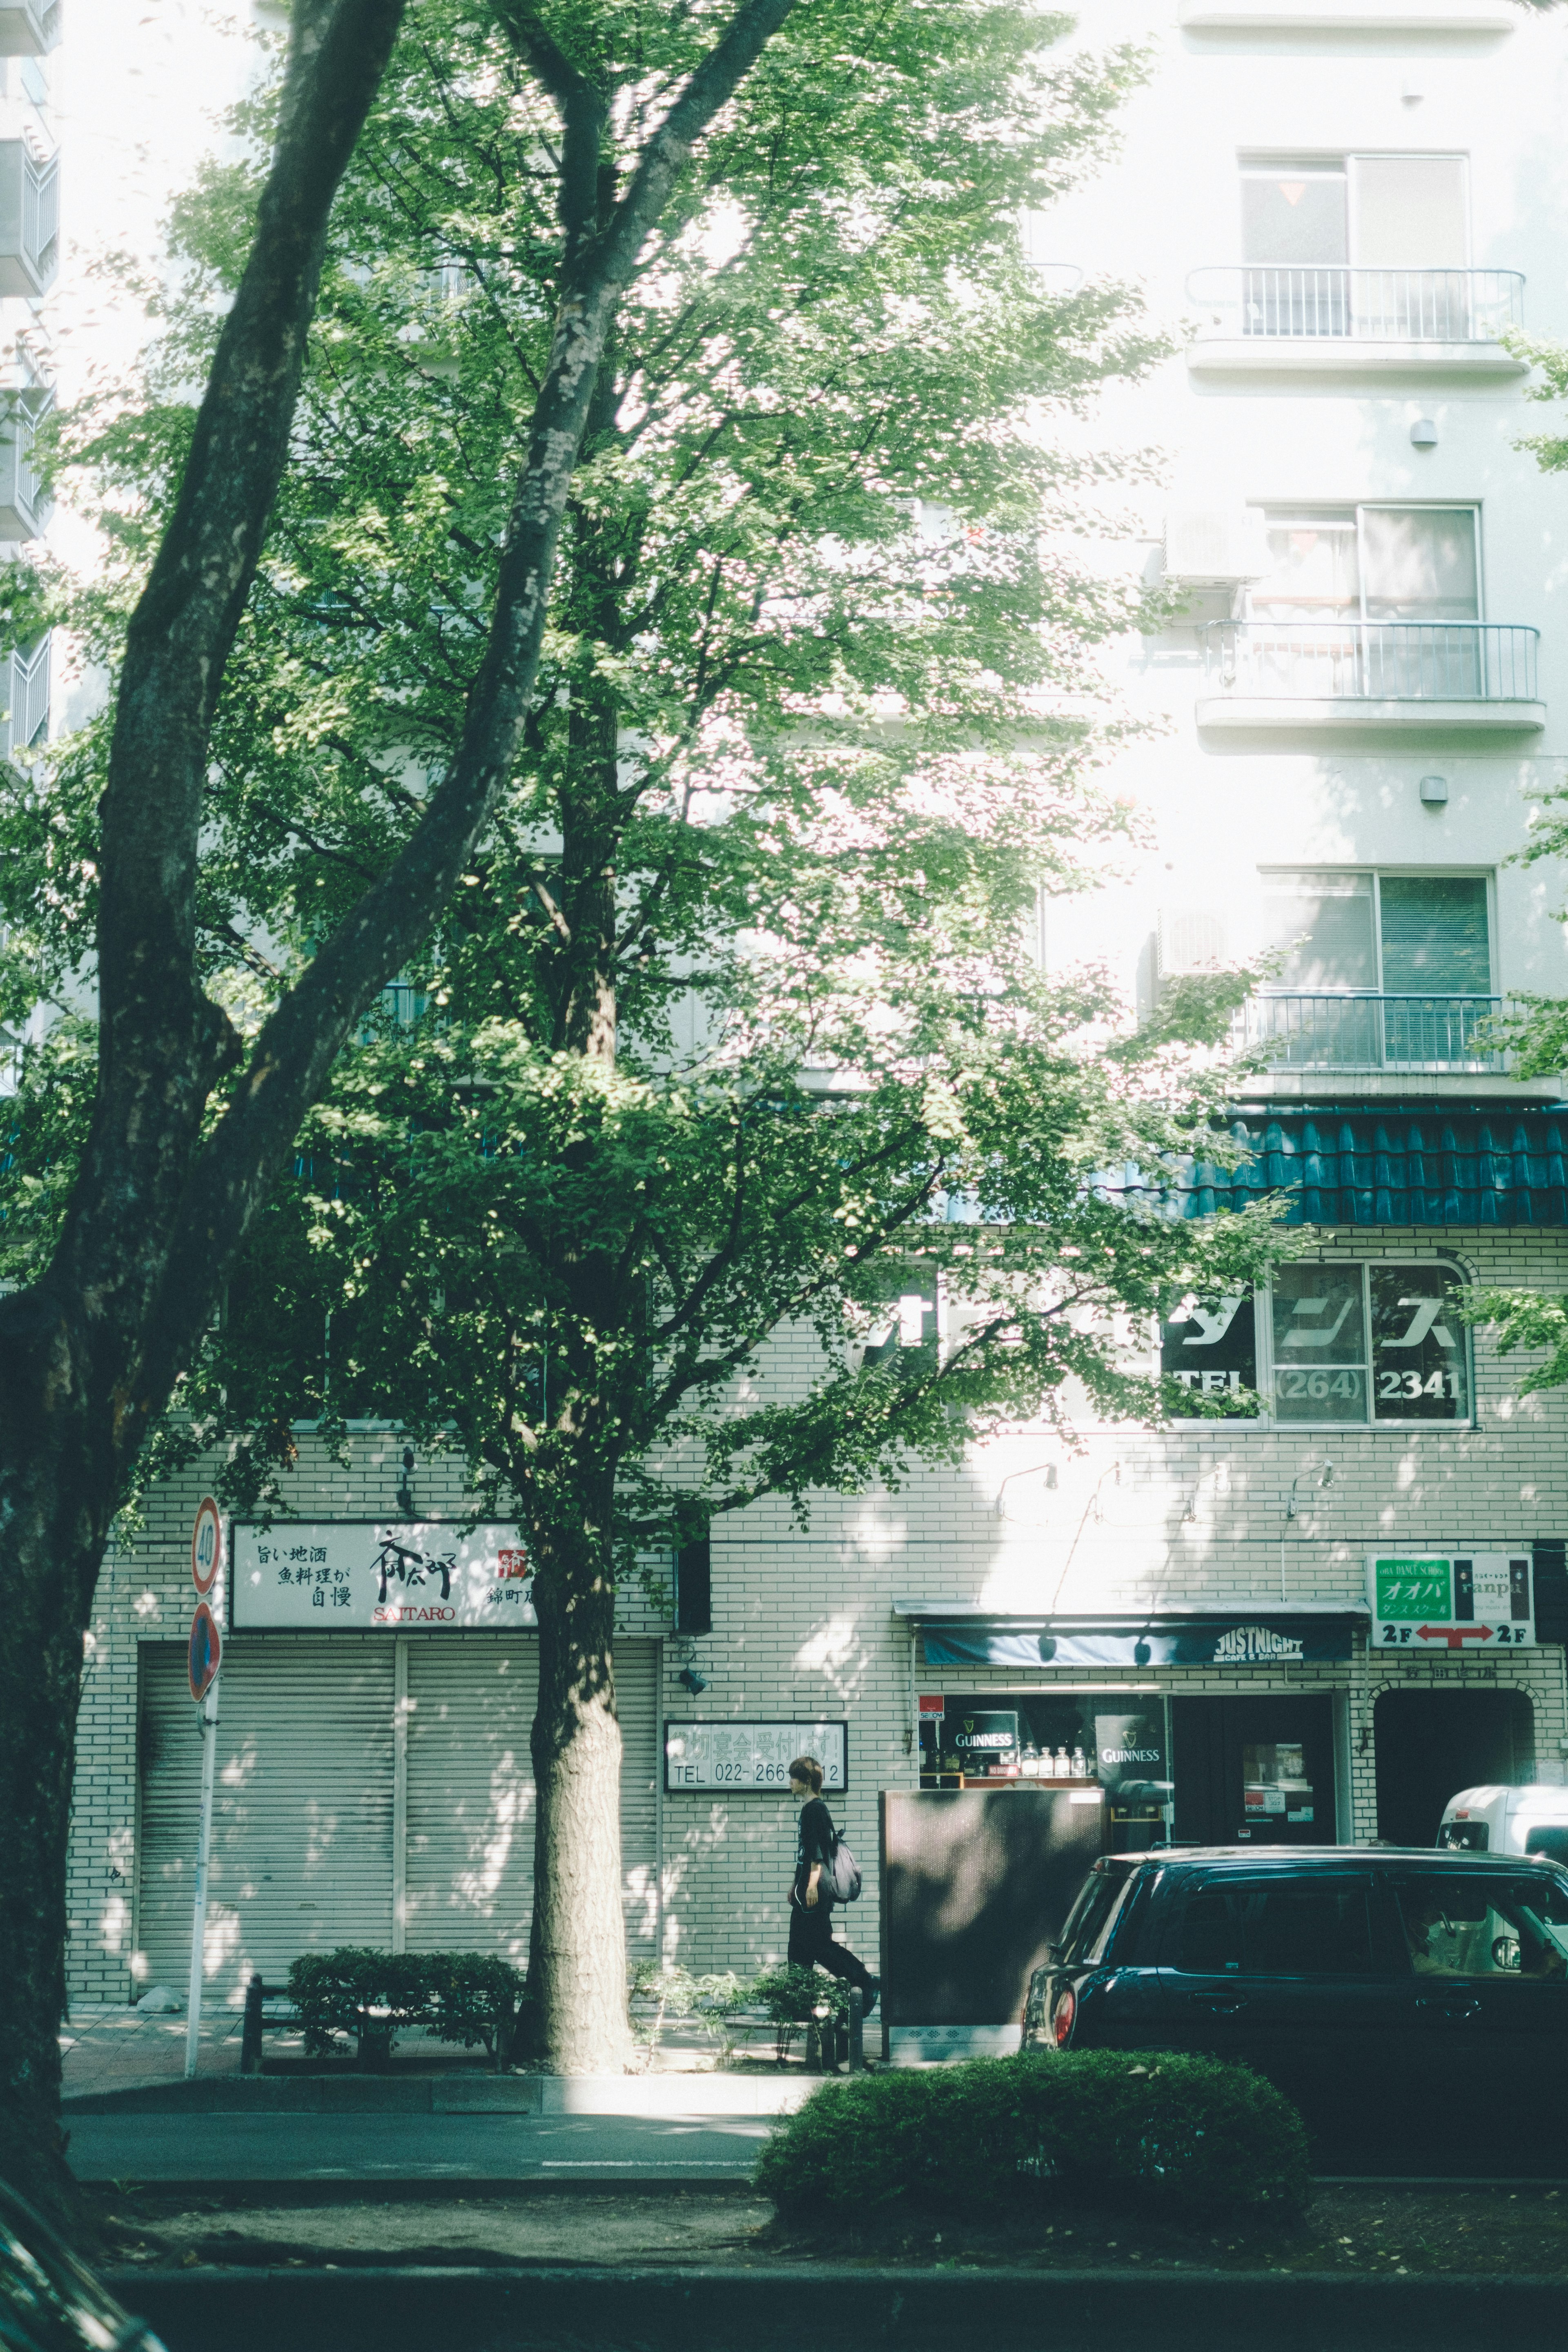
238, 1972, 299, 2076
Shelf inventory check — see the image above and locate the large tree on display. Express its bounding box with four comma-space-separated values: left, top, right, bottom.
2, 0, 1287, 2083
0, 0, 820, 2206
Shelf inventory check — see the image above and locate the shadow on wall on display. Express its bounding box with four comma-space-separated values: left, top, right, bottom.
881, 1787, 1104, 2028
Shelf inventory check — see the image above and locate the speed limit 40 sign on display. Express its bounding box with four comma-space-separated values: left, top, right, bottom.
191, 1497, 223, 1597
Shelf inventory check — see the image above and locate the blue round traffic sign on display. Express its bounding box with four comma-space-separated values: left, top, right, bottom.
188, 1600, 221, 1703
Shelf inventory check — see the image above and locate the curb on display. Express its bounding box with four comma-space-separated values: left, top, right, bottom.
65, 2072, 817, 2118
105, 2262, 1568, 2352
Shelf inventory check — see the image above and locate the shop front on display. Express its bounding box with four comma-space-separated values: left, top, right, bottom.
905, 1603, 1364, 1856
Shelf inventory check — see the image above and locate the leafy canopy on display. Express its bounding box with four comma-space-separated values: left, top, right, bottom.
0, 0, 1285, 1559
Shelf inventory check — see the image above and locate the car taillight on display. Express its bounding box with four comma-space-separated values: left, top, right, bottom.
1053, 1986, 1076, 2048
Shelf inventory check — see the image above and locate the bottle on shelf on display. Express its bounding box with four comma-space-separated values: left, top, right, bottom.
1071, 1745, 1087, 1779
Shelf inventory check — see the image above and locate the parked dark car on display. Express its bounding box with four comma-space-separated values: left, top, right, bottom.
1022, 1845, 1568, 2169
0, 2178, 165, 2352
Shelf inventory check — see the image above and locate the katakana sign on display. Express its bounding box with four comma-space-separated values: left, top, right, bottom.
232, 1521, 533, 1630
1367, 1553, 1535, 1653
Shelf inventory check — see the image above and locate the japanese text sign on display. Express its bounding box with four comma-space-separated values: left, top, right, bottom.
232, 1521, 533, 1630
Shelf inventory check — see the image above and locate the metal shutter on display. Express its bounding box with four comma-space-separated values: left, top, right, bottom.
616, 1640, 659, 1962
135, 1637, 395, 2000
404, 1634, 658, 1963
404, 1634, 538, 1959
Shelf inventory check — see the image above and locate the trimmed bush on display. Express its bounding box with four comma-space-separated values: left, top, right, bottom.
755, 2051, 1310, 2219
287, 1948, 526, 2065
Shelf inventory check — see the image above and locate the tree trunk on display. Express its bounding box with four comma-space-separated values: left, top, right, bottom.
526, 1512, 630, 2074
0, 1313, 114, 2216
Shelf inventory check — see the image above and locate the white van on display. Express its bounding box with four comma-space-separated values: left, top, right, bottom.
1438, 1784, 1568, 1865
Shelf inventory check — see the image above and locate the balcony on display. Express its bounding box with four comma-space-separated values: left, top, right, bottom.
1186, 268, 1527, 376
1179, 0, 1517, 29
0, 383, 51, 537
1196, 621, 1544, 732
2, 634, 48, 762
0, 2, 59, 55
1236, 992, 1516, 1076
0, 143, 56, 297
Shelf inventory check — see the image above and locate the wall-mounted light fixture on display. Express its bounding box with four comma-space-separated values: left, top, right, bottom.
1410, 418, 1439, 449
1282, 1461, 1336, 1601
678, 1665, 708, 1697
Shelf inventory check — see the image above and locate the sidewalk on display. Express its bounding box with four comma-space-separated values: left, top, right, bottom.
66, 2108, 773, 2184
62, 2005, 824, 2116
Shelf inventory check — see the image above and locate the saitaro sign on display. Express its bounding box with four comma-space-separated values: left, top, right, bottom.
188, 1600, 221, 1702
191, 1496, 222, 1596
1368, 1553, 1535, 1652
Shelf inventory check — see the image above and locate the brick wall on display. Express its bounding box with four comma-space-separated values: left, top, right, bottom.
67, 1227, 1568, 2002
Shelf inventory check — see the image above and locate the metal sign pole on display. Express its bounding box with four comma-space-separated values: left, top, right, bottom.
184, 1675, 220, 2080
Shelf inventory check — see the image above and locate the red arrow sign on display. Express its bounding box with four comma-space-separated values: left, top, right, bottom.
1416, 1623, 1494, 1649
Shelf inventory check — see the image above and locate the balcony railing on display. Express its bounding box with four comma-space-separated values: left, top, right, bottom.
1201, 621, 1538, 704
0, 4, 60, 59
0, 383, 51, 539
1187, 267, 1524, 345
1236, 992, 1514, 1074
0, 143, 56, 297
2, 634, 47, 763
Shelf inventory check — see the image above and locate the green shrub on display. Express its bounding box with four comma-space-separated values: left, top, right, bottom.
755, 2051, 1310, 2220
748, 1964, 851, 2060
286, 1948, 526, 2065
628, 1964, 747, 2055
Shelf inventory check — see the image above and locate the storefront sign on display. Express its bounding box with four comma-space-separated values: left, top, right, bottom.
1161, 1291, 1258, 1415
664, 1720, 848, 1793
232, 1521, 533, 1629
1368, 1553, 1535, 1651
920, 1616, 1359, 1669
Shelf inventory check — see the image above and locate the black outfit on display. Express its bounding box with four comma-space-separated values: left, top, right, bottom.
788, 1795, 874, 1995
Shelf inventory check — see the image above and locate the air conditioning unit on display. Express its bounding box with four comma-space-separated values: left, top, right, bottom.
1158, 908, 1228, 980
1163, 508, 1271, 586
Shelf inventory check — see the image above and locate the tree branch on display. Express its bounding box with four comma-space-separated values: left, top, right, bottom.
127, 0, 804, 1432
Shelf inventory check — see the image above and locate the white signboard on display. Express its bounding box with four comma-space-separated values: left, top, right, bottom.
1367, 1552, 1535, 1653
232, 1521, 533, 1630
664, 1720, 848, 1794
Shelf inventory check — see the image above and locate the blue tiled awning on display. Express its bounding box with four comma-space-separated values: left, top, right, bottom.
1174, 1107, 1568, 1227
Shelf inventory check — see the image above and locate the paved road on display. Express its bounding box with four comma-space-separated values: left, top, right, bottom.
67, 2109, 771, 2183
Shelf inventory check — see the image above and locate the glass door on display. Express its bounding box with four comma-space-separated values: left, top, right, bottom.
1172, 1695, 1337, 1847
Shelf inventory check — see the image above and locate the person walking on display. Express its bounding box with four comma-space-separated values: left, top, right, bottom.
786, 1755, 879, 2014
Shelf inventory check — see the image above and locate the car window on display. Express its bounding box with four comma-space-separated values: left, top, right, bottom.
1438, 1821, 1489, 1852
1058, 1867, 1137, 1964
1167, 1874, 1375, 1975
1525, 1827, 1568, 1867
1391, 1871, 1568, 1980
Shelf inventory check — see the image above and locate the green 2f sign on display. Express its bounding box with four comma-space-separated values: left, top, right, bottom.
1368, 1554, 1535, 1652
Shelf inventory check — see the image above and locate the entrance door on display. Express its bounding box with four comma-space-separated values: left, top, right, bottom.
1374, 1688, 1533, 1848
1173, 1696, 1336, 1848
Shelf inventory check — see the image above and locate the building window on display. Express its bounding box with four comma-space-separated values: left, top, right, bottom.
1162, 1261, 1471, 1426
1242, 154, 1468, 274
1239, 153, 1471, 339
1248, 508, 1480, 628
1259, 870, 1492, 996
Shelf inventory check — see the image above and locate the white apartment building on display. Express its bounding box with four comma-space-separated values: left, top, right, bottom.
62, 0, 1568, 2056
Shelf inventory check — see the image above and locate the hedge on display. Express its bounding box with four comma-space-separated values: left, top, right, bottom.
286, 1949, 526, 2065
754, 2051, 1310, 2219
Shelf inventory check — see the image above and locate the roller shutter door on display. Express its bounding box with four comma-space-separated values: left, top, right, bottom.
616, 1641, 659, 1962
138, 1632, 658, 1991
135, 1637, 395, 2001
405, 1635, 659, 1960
404, 1635, 538, 1958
